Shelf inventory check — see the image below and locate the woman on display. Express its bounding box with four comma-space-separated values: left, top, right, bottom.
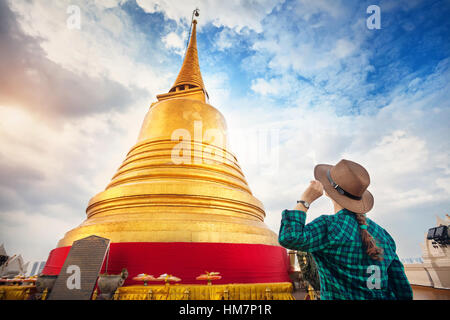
279, 159, 413, 300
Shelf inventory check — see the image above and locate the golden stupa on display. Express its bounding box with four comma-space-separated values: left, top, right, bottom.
43, 18, 291, 292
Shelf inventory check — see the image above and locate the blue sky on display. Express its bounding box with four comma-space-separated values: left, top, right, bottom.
119, 0, 450, 113
0, 0, 449, 262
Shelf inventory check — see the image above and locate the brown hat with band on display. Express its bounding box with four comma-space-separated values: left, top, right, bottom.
314, 159, 374, 214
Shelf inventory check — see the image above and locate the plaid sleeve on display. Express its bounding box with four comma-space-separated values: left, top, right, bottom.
278, 210, 329, 252
387, 253, 413, 300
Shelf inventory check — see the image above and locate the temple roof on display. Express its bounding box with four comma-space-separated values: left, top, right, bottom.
169, 20, 206, 94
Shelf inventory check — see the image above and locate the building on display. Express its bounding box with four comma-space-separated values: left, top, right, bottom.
0, 244, 29, 278
26, 261, 46, 277
404, 214, 450, 290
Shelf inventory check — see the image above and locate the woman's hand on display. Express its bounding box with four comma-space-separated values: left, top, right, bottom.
301, 180, 324, 204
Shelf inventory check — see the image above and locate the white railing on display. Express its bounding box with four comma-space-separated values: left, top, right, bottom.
400, 257, 423, 264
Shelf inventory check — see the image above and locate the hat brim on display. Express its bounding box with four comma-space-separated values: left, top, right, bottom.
314, 164, 374, 214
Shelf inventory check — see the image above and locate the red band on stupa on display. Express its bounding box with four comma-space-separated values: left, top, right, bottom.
42, 242, 291, 285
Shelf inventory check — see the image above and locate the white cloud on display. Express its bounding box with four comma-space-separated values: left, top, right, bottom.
332, 38, 357, 59
214, 28, 239, 51
294, 0, 347, 21
202, 71, 230, 106
135, 0, 283, 32
0, 101, 148, 261
246, 1, 374, 113
251, 77, 287, 96
95, 0, 126, 9
1, 0, 449, 263
223, 57, 450, 258
8, 0, 172, 96
162, 31, 188, 55
0, 210, 81, 261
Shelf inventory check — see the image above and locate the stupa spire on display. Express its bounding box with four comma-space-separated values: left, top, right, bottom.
169, 11, 206, 95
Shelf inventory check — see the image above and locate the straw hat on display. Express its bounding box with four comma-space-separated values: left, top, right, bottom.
314, 159, 374, 214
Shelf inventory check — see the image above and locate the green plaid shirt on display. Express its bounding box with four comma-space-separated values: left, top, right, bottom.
279, 209, 413, 300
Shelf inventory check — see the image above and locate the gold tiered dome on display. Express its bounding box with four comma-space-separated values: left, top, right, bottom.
56, 20, 279, 248
43, 17, 290, 291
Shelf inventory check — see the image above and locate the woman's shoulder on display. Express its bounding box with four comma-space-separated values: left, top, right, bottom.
325, 212, 359, 241
325, 211, 396, 247
366, 217, 397, 249
326, 210, 356, 226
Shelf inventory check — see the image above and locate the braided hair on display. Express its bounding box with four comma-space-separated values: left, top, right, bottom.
355, 213, 384, 261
